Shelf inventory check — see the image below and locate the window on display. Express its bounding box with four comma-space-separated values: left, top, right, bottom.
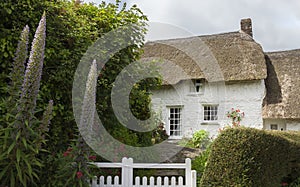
203, 105, 218, 121
270, 124, 278, 130
191, 79, 205, 94
168, 107, 182, 137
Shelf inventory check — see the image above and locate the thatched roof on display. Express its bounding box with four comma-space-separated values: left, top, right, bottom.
142, 31, 267, 85
263, 49, 300, 119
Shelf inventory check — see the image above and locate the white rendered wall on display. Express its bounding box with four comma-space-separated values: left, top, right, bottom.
286, 121, 300, 131
263, 119, 300, 131
263, 119, 287, 131
151, 80, 265, 138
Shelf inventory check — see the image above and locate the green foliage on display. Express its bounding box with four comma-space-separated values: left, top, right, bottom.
151, 122, 169, 144
191, 129, 211, 149
200, 127, 300, 187
0, 14, 52, 187
192, 146, 211, 186
44, 143, 96, 187
288, 177, 300, 187
0, 1, 165, 184
0, 0, 157, 153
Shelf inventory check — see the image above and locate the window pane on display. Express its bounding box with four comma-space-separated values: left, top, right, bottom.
203, 105, 218, 121
169, 107, 182, 136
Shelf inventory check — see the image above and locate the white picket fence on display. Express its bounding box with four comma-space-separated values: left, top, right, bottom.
90, 157, 197, 187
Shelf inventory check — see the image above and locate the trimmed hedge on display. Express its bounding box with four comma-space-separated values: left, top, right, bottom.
200, 127, 300, 187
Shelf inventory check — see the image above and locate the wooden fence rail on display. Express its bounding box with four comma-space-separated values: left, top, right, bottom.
90, 157, 197, 187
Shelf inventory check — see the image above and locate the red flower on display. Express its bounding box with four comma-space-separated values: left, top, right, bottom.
88, 155, 97, 161
76, 171, 83, 179
63, 151, 69, 157
63, 147, 73, 157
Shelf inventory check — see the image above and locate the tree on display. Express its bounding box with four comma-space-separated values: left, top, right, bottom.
0, 0, 162, 154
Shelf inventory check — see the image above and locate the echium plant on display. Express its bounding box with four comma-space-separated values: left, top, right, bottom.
76, 59, 98, 185
52, 60, 98, 187
9, 25, 29, 105
0, 13, 53, 187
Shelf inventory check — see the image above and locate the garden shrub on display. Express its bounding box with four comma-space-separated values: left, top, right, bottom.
200, 127, 300, 187
192, 145, 211, 186
192, 129, 211, 149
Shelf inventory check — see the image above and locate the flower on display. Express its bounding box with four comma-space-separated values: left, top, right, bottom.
76, 171, 83, 179
88, 155, 96, 161
63, 147, 73, 157
227, 108, 244, 127
63, 151, 69, 157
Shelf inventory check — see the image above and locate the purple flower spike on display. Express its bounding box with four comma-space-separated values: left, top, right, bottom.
19, 13, 46, 123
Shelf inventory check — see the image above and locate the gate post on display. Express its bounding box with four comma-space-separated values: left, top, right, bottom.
121, 157, 133, 186
185, 158, 192, 187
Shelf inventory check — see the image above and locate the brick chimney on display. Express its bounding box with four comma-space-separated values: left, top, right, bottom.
240, 18, 253, 37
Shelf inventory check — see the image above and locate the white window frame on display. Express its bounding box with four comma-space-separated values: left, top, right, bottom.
167, 106, 183, 139
203, 105, 218, 122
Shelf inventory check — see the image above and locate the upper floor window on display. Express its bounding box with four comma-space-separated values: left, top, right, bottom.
204, 105, 218, 121
191, 79, 205, 94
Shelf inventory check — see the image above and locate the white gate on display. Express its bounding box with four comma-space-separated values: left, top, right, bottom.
90, 157, 197, 187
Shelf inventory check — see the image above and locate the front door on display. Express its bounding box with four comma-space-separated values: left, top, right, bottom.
168, 107, 182, 139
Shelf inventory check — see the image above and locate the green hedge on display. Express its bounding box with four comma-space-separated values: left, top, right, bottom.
200, 127, 300, 187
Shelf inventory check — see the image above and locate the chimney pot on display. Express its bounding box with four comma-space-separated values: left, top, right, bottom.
240, 18, 253, 37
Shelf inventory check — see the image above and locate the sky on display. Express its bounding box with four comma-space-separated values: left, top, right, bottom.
84, 0, 300, 52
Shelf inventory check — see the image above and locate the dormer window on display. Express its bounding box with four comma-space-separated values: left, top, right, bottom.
191, 79, 205, 94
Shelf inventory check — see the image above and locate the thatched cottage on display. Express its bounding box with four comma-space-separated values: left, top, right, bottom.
143, 18, 300, 138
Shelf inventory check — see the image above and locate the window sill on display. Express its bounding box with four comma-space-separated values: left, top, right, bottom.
201, 122, 219, 125
187, 92, 204, 96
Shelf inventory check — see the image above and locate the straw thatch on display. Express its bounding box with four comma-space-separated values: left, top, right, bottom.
142, 31, 267, 85
263, 49, 300, 119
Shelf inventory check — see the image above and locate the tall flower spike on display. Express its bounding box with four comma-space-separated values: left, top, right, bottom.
10, 25, 29, 98
19, 13, 46, 123
76, 60, 98, 176
80, 59, 98, 132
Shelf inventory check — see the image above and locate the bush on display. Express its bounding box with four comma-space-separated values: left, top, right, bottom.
191, 130, 211, 149
200, 127, 300, 187
192, 145, 211, 185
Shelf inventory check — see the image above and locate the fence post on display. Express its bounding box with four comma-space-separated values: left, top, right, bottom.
128, 158, 133, 186
121, 157, 127, 186
191, 170, 197, 187
185, 158, 191, 187
121, 157, 133, 186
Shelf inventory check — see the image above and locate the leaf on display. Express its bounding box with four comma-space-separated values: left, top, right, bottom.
16, 163, 25, 186
16, 130, 21, 140
10, 169, 15, 187
24, 156, 33, 175
21, 137, 28, 149
16, 149, 21, 163
7, 141, 16, 155
0, 164, 10, 180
